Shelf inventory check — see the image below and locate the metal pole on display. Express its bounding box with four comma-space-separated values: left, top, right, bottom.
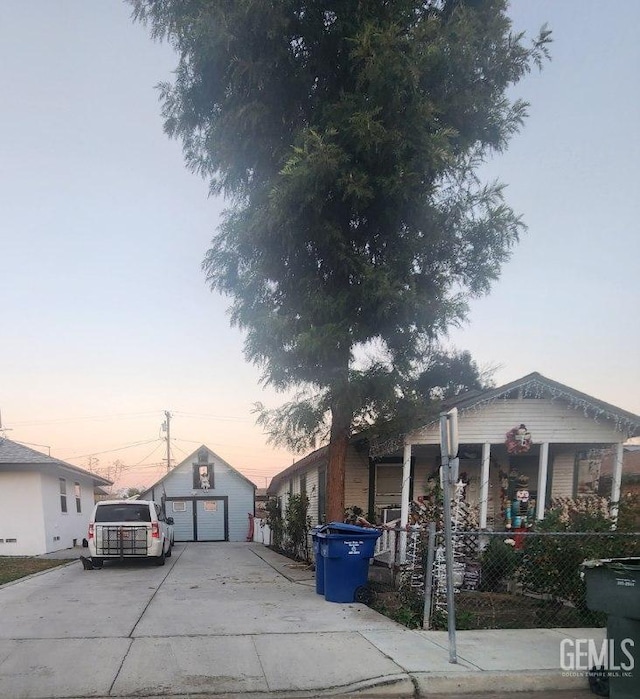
165, 410, 171, 472
423, 521, 437, 630
439, 413, 458, 664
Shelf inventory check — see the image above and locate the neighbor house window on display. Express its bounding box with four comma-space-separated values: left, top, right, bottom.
574, 450, 602, 496
203, 501, 217, 512
74, 482, 81, 513
59, 478, 67, 513
173, 501, 187, 512
192, 449, 214, 489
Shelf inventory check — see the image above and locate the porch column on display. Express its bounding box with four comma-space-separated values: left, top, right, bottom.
536, 442, 550, 520
479, 442, 490, 529
610, 442, 624, 522
399, 442, 412, 563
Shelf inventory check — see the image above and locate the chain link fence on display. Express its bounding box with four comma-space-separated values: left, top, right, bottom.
387, 527, 640, 631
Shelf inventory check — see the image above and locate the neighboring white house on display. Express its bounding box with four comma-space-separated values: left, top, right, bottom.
139, 445, 256, 542
268, 372, 640, 530
0, 437, 111, 556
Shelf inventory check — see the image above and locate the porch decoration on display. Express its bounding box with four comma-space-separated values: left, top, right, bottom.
502, 474, 536, 548
505, 424, 532, 454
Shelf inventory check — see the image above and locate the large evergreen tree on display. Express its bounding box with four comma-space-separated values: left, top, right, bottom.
130, 0, 550, 520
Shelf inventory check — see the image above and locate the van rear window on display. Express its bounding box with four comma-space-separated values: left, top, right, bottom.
95, 504, 151, 523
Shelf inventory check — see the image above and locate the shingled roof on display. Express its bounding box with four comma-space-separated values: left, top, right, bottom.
0, 437, 111, 486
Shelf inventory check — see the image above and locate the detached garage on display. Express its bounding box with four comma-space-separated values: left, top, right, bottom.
139, 445, 255, 542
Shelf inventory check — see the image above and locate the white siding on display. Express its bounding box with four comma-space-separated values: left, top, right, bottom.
0, 472, 46, 555
409, 399, 621, 445
271, 467, 321, 526
41, 471, 96, 552
344, 448, 369, 513
305, 469, 320, 527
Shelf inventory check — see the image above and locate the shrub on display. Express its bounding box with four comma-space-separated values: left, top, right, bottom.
265, 497, 284, 550
518, 497, 640, 621
284, 493, 312, 561
480, 537, 521, 592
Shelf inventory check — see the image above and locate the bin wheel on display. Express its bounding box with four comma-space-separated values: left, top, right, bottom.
354, 585, 376, 605
588, 666, 609, 697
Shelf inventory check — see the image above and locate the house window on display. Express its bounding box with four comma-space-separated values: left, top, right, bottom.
575, 450, 602, 496
193, 464, 213, 489
193, 450, 214, 490
172, 501, 187, 512
74, 482, 81, 513
59, 478, 67, 513
299, 474, 307, 497
288, 478, 294, 495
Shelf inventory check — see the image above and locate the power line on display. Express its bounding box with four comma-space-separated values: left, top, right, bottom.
11, 411, 160, 427
130, 441, 165, 468
61, 438, 161, 461
171, 442, 191, 458
173, 411, 250, 422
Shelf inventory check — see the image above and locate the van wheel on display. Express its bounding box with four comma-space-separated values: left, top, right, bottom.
154, 548, 165, 566
166, 543, 172, 558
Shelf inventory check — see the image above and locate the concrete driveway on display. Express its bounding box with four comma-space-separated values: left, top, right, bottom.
0, 543, 597, 698
0, 542, 408, 698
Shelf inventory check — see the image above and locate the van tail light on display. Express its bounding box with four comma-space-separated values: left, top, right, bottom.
88, 523, 94, 539
151, 522, 160, 539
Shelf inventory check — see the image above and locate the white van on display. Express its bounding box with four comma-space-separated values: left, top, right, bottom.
88, 500, 173, 566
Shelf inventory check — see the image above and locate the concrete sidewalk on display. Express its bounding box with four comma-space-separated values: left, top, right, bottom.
251, 544, 599, 697
0, 542, 598, 698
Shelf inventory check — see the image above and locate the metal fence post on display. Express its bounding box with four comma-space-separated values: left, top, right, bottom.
423, 521, 436, 629
440, 413, 458, 664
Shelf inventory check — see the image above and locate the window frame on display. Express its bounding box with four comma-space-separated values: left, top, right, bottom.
74, 482, 81, 513
59, 478, 68, 514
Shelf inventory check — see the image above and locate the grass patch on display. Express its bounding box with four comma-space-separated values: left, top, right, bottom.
0, 557, 74, 585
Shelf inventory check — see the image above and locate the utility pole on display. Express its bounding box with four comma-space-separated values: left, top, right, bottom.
163, 411, 172, 472
0, 410, 12, 439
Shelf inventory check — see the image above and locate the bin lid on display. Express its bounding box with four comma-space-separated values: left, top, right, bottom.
324, 521, 381, 538
581, 557, 640, 571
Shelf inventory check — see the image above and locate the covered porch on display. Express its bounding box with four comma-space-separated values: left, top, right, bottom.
364, 373, 639, 541
367, 440, 625, 533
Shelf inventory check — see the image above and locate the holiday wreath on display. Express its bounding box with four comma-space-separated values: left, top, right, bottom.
505, 424, 532, 454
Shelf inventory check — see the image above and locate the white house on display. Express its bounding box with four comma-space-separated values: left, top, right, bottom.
268, 372, 640, 530
139, 445, 256, 542
0, 437, 111, 556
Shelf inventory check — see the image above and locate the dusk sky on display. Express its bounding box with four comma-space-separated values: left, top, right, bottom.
2, 1, 638, 491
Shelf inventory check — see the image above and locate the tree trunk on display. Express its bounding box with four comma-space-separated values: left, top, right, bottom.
326, 399, 351, 522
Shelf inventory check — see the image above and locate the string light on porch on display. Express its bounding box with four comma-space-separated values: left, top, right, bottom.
369, 375, 639, 460
455, 378, 639, 437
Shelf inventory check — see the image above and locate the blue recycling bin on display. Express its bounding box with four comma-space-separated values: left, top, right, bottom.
312, 525, 328, 595
318, 522, 381, 603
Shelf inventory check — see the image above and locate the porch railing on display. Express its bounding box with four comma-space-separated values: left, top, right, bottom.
373, 519, 400, 561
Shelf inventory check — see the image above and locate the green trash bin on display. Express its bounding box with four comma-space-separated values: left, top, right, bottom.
582, 557, 640, 699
